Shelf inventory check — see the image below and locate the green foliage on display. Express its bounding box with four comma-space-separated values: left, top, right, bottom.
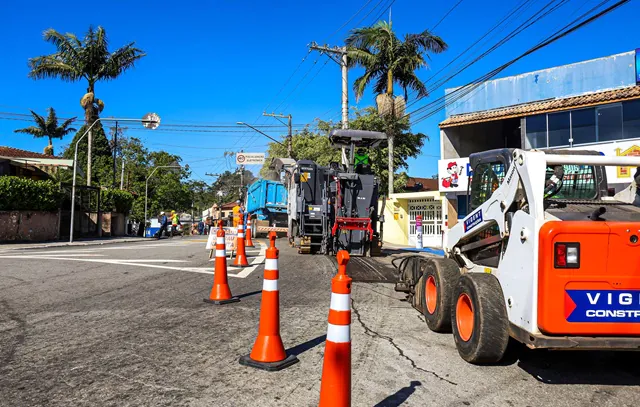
346, 20, 447, 100
63, 123, 114, 186
28, 26, 146, 91
0, 176, 63, 211
14, 107, 77, 156
100, 189, 134, 214
211, 169, 256, 204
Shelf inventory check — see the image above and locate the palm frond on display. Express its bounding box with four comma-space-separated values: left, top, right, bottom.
28, 55, 82, 82
30, 110, 47, 129
45, 107, 57, 128
346, 47, 377, 69
14, 126, 45, 138
100, 43, 146, 80
405, 30, 448, 54
42, 29, 83, 68
353, 70, 376, 101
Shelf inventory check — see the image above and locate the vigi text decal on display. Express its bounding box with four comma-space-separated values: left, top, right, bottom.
463, 210, 483, 232
565, 289, 640, 322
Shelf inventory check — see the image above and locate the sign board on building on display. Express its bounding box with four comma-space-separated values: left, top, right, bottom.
438, 157, 472, 192
570, 140, 640, 184
236, 153, 265, 165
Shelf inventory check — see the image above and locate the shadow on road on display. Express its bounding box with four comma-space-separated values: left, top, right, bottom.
286, 334, 326, 357
236, 290, 262, 299
498, 342, 640, 385
373, 380, 422, 407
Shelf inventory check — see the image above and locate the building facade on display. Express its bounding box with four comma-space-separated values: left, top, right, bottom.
438, 49, 640, 225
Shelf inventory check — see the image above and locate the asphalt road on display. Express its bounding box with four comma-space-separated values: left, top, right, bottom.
1, 236, 639, 406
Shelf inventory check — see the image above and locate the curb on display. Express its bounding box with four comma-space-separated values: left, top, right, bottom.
0, 237, 149, 252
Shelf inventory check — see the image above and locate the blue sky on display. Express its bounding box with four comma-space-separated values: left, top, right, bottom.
0, 0, 638, 181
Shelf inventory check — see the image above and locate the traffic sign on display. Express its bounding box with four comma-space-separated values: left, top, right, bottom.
236, 152, 265, 165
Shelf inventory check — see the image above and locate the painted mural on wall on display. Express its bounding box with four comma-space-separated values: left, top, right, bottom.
438, 157, 472, 192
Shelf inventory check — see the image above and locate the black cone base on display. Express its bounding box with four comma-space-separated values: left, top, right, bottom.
203, 297, 240, 305
238, 354, 299, 372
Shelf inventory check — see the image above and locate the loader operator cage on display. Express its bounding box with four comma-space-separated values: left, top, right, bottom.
467, 149, 608, 214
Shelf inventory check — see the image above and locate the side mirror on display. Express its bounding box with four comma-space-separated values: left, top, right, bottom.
294, 173, 301, 184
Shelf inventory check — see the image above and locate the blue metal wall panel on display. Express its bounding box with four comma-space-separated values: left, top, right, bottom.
445, 51, 636, 117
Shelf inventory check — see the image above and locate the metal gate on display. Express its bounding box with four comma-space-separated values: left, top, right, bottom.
408, 198, 442, 247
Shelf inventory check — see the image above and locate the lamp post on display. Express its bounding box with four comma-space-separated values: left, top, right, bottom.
70, 113, 160, 243
144, 163, 187, 236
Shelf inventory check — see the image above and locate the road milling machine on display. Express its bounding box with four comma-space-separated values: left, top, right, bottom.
395, 148, 640, 364
283, 129, 387, 256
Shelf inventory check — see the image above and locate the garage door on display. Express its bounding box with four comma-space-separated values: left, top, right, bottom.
408, 198, 443, 248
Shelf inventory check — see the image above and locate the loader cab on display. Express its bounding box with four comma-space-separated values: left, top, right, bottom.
467, 149, 514, 212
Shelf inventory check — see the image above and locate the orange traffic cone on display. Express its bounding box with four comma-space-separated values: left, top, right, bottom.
245, 214, 255, 248
239, 232, 299, 371
233, 212, 250, 267
319, 250, 352, 407
204, 221, 239, 305
233, 212, 249, 267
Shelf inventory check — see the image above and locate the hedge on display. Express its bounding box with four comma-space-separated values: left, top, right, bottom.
0, 176, 64, 212
100, 189, 134, 214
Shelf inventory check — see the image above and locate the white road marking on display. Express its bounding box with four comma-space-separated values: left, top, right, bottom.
0, 241, 268, 279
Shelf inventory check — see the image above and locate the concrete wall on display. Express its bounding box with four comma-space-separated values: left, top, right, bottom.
380, 197, 410, 246
101, 213, 126, 237
0, 211, 59, 241
446, 51, 636, 116
441, 119, 521, 159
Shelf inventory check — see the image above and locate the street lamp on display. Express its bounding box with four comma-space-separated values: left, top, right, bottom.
144, 163, 188, 237
69, 113, 160, 243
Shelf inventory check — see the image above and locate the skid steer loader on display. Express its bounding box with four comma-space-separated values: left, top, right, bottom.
396, 148, 640, 364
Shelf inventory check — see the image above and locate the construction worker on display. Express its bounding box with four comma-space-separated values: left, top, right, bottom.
171, 210, 180, 236
354, 148, 369, 166
232, 200, 242, 227
157, 211, 169, 239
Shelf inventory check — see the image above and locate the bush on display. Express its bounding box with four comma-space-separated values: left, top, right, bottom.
100, 189, 134, 214
0, 176, 63, 212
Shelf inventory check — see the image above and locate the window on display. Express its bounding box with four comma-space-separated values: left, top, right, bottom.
548, 111, 570, 147
597, 105, 622, 142
469, 162, 506, 210
546, 164, 597, 200
571, 108, 596, 145
526, 114, 547, 148
623, 99, 640, 139
457, 195, 469, 219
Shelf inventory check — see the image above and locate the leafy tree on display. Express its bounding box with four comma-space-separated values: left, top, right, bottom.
28, 26, 145, 185
62, 124, 113, 186
14, 107, 76, 156
211, 169, 256, 205
346, 20, 446, 194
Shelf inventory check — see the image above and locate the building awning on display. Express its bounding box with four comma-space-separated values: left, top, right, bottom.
439, 85, 640, 129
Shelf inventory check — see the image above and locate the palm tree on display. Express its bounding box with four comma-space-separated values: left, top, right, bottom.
346, 21, 447, 195
28, 26, 145, 184
14, 108, 77, 156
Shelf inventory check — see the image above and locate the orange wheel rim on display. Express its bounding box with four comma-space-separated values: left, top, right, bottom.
426, 276, 437, 314
456, 293, 474, 342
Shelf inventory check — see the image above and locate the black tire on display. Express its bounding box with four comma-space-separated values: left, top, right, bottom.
421, 258, 460, 333
451, 273, 509, 364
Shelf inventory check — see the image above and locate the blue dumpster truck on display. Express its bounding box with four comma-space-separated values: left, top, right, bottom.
245, 179, 289, 237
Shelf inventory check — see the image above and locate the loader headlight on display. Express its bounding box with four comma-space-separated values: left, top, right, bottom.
554, 242, 580, 268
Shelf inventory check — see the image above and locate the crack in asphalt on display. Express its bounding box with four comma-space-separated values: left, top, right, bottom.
0, 299, 27, 370
350, 298, 457, 386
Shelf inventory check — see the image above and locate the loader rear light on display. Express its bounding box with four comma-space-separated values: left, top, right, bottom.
554, 242, 580, 268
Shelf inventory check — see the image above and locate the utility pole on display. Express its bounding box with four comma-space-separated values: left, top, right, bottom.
309, 42, 349, 165
263, 112, 293, 158
120, 159, 125, 189
112, 121, 118, 187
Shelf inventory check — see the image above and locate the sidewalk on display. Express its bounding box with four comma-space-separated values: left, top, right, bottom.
382, 241, 445, 256
0, 236, 148, 251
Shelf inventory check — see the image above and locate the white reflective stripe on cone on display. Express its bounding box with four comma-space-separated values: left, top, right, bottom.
263, 279, 279, 291
330, 293, 351, 311
216, 249, 226, 257
216, 237, 225, 244
265, 258, 278, 270
326, 323, 350, 343
238, 233, 244, 238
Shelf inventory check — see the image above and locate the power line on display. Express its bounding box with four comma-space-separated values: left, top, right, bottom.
430, 0, 465, 31
409, 0, 629, 126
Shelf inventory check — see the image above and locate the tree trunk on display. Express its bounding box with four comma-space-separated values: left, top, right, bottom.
388, 133, 394, 197
84, 86, 95, 186
48, 136, 53, 156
